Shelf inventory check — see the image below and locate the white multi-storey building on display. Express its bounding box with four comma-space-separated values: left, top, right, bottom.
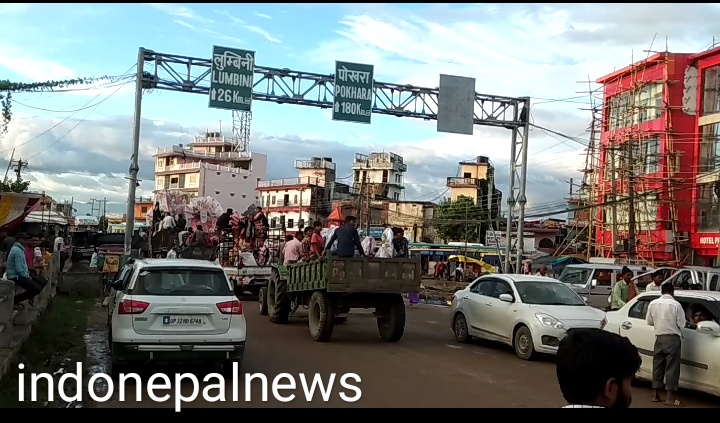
257, 157, 338, 232
153, 131, 267, 213
351, 152, 406, 200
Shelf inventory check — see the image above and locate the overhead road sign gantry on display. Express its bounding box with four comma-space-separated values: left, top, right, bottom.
332, 60, 374, 124
208, 45, 255, 112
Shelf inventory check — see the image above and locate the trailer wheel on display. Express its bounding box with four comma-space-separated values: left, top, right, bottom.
258, 287, 268, 315
377, 294, 406, 342
268, 269, 290, 324
308, 291, 335, 342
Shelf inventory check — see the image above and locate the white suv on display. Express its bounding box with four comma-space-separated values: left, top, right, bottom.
109, 259, 246, 376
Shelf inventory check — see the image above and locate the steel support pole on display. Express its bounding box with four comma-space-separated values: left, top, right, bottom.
514, 103, 531, 272
503, 106, 520, 273
124, 47, 145, 257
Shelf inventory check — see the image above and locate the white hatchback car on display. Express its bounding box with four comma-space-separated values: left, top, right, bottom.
604, 290, 720, 397
109, 259, 246, 375
450, 274, 607, 360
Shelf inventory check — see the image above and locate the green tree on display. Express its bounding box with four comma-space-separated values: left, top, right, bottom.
0, 176, 30, 193
434, 189, 503, 244
1, 77, 109, 134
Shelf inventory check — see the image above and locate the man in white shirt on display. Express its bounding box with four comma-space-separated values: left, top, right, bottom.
646, 283, 687, 406
645, 270, 664, 292
166, 245, 178, 259
161, 212, 176, 230
535, 265, 549, 277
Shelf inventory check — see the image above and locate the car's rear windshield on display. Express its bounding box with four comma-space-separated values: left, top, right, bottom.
131, 268, 232, 296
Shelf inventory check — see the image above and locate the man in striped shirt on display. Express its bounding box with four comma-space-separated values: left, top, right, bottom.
556, 328, 641, 408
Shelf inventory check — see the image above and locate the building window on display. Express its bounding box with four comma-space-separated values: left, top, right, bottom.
697, 182, 720, 232
157, 159, 164, 168
641, 137, 660, 174
607, 83, 664, 130
271, 195, 276, 205
699, 123, 720, 173
288, 219, 294, 228
189, 174, 197, 185
271, 218, 277, 228
293, 194, 298, 205
140, 206, 148, 214
703, 65, 720, 116
635, 83, 663, 124
170, 176, 179, 188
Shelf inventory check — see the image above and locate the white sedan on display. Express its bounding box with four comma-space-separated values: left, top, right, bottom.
604, 290, 720, 397
450, 274, 607, 360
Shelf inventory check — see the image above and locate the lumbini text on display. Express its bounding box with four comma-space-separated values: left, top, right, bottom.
17, 363, 362, 411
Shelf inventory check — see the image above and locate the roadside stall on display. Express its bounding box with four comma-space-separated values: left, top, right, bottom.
448, 255, 497, 281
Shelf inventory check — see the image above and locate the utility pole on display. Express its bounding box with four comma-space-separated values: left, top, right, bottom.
13, 159, 27, 181
464, 200, 469, 258
298, 190, 303, 227
357, 174, 366, 230
89, 198, 98, 216
627, 139, 637, 261
609, 146, 618, 255
365, 178, 371, 236
124, 47, 146, 257
3, 149, 15, 182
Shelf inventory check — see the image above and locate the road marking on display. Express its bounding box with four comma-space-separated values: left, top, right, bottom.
425, 320, 438, 324
446, 344, 462, 349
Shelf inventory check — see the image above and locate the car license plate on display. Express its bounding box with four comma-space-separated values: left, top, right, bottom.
162, 315, 205, 326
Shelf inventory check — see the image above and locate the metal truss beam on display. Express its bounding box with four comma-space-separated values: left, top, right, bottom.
141, 49, 529, 129
137, 48, 530, 272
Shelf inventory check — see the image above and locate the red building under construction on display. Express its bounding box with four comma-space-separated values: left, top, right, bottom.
594, 52, 696, 265
591, 47, 720, 266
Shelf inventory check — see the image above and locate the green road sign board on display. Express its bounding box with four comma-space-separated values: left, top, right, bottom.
332, 60, 374, 124
209, 46, 255, 111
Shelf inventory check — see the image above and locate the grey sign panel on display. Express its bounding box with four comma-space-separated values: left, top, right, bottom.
437, 74, 476, 135
209, 45, 255, 112
332, 60, 374, 124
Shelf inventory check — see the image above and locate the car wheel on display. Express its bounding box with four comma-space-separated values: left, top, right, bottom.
513, 325, 536, 360
453, 313, 470, 343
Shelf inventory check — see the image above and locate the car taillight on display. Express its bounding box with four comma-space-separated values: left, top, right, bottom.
118, 300, 150, 315
600, 317, 607, 330
217, 300, 243, 315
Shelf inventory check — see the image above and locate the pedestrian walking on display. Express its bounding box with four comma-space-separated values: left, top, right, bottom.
556, 328, 640, 408
646, 283, 687, 406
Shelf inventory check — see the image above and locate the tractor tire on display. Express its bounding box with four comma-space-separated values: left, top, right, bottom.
377, 294, 406, 342
258, 287, 268, 315
308, 291, 336, 342
268, 269, 290, 324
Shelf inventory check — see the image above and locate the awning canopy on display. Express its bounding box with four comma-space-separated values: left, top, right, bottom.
327, 207, 344, 222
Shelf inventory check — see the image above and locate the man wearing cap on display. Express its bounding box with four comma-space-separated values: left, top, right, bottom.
7, 233, 42, 306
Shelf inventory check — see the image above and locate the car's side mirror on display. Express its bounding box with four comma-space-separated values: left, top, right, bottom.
499, 293, 514, 303
696, 321, 720, 336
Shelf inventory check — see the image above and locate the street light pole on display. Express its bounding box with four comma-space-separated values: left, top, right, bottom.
124, 47, 145, 257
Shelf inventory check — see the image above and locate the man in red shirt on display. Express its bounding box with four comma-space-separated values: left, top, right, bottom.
311, 221, 324, 257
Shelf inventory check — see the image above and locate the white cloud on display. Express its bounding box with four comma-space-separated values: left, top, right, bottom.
215, 10, 282, 44
143, 3, 213, 23
254, 12, 271, 20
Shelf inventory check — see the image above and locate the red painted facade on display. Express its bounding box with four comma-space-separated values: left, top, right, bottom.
689, 47, 720, 262
595, 53, 696, 264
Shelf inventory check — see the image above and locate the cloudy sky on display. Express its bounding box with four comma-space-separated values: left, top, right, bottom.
1, 3, 719, 215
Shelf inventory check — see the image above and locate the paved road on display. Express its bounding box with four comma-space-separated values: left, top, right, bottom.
97, 302, 720, 408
